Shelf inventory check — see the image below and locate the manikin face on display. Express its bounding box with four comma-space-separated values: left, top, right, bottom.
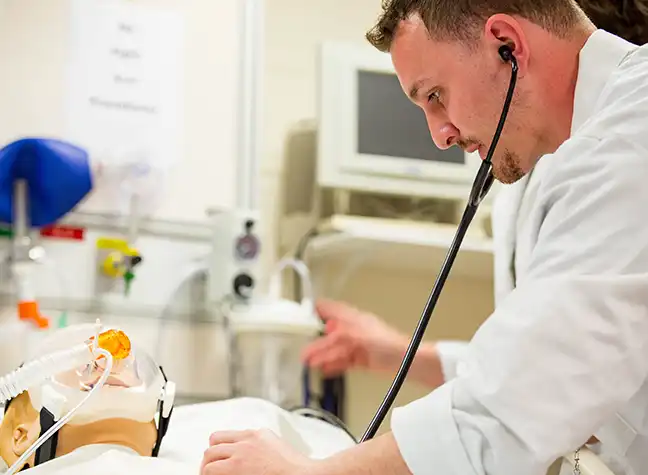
0, 324, 170, 471
390, 16, 544, 184
0, 392, 157, 472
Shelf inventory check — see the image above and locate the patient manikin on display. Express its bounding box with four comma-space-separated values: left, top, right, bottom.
0, 323, 181, 474
0, 324, 355, 474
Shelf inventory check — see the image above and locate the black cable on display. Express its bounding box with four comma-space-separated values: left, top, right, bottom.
360, 50, 519, 442
293, 226, 321, 407
289, 405, 358, 444
293, 227, 348, 422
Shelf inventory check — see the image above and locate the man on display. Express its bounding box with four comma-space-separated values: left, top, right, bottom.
201, 1, 648, 474
298, 0, 648, 394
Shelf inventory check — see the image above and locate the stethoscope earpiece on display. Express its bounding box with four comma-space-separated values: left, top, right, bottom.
498, 44, 514, 62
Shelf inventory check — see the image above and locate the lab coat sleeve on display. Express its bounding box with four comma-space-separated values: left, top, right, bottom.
391, 136, 648, 475
435, 340, 469, 382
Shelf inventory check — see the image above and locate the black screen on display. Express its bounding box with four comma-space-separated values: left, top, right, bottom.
357, 70, 465, 165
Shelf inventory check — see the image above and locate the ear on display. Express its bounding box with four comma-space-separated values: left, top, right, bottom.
12, 420, 39, 462
483, 14, 530, 76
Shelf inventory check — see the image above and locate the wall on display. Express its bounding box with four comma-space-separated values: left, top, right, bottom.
0, 0, 241, 222
0, 0, 244, 400
263, 0, 496, 437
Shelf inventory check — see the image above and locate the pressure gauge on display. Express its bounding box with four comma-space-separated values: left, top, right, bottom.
235, 234, 260, 260
235, 219, 260, 260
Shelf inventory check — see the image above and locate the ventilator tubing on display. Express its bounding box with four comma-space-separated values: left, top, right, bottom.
0, 328, 130, 404
0, 343, 96, 404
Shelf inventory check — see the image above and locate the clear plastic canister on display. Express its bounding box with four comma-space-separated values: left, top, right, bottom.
228, 257, 321, 409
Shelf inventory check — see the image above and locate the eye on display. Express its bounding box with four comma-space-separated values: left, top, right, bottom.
427, 90, 440, 103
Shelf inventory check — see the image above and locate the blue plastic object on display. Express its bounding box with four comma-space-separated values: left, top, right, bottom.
0, 138, 93, 227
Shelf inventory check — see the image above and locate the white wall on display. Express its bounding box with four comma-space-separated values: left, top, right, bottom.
0, 0, 241, 222
0, 0, 243, 400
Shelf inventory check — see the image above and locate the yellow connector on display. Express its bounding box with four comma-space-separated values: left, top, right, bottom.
97, 237, 140, 279
96, 238, 130, 252
102, 251, 127, 278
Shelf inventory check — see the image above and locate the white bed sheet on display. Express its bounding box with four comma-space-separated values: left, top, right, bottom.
160, 397, 356, 466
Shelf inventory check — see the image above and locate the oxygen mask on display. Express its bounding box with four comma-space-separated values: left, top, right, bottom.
27, 323, 167, 426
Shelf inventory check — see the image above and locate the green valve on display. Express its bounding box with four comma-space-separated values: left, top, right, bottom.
0, 227, 13, 238
124, 270, 135, 296
57, 311, 69, 328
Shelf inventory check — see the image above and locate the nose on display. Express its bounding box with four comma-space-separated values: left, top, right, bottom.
428, 121, 459, 150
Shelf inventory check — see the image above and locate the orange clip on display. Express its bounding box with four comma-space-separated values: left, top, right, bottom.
89, 329, 131, 361
18, 301, 50, 329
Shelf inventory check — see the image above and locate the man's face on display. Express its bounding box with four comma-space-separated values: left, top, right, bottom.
390, 17, 540, 184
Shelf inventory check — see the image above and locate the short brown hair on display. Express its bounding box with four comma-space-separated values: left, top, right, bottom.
577, 0, 648, 45
366, 0, 586, 52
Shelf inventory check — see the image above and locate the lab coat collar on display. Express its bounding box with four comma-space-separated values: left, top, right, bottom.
571, 30, 637, 135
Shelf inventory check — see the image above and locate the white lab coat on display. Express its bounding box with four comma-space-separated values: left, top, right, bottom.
391, 29, 648, 475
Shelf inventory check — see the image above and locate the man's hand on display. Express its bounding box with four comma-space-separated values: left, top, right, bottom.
302, 299, 446, 388
302, 299, 410, 375
200, 429, 318, 475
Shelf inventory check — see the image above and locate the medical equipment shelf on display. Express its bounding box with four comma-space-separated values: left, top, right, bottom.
306, 215, 494, 280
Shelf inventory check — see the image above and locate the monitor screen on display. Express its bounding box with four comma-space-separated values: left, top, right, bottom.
356, 70, 465, 165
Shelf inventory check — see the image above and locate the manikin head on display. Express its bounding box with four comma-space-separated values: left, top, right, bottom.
0, 324, 175, 472
366, 0, 597, 184
0, 392, 157, 471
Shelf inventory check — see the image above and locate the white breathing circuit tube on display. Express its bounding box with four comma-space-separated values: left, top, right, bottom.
0, 343, 103, 403
1, 346, 113, 475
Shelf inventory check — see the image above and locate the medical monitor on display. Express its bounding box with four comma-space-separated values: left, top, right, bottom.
316, 41, 482, 201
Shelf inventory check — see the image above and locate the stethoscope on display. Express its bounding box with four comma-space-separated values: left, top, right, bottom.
361, 44, 519, 442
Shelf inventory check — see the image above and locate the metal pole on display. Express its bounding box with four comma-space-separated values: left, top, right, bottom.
236, 0, 264, 212
13, 179, 30, 257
